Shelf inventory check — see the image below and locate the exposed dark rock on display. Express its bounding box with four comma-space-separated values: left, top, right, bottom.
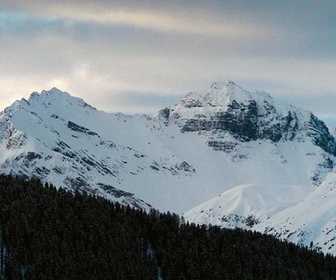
57, 141, 71, 149
52, 147, 62, 153
25, 152, 42, 161
220, 213, 260, 228
34, 166, 50, 176
181, 100, 259, 141
150, 162, 160, 171
181, 100, 301, 143
99, 140, 116, 149
97, 183, 133, 198
174, 161, 195, 173
244, 214, 261, 228
207, 141, 238, 152
52, 166, 64, 174
179, 97, 336, 155
307, 114, 336, 156
64, 176, 91, 192
180, 95, 203, 108
158, 107, 170, 126
63, 151, 77, 159
67, 121, 98, 136
79, 155, 117, 177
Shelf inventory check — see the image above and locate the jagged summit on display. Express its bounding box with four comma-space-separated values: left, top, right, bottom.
3, 88, 97, 118
174, 80, 243, 110
158, 81, 336, 156
28, 87, 72, 103
33, 86, 67, 95
27, 87, 96, 111
172, 80, 273, 112
168, 80, 297, 122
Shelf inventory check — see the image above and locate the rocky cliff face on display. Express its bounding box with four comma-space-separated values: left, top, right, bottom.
180, 99, 298, 142
307, 114, 336, 156
160, 81, 336, 156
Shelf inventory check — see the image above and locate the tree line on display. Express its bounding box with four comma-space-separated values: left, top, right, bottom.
0, 174, 335, 279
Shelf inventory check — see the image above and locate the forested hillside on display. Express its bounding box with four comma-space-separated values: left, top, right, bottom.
0, 175, 336, 279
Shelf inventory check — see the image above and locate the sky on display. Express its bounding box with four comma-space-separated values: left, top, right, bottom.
1, 0, 336, 128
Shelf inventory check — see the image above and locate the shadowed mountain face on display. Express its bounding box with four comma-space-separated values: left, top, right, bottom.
161, 81, 336, 155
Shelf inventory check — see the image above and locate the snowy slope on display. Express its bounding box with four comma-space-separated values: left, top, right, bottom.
253, 172, 336, 255
0, 82, 335, 222
183, 183, 314, 229
184, 173, 336, 256
0, 88, 199, 211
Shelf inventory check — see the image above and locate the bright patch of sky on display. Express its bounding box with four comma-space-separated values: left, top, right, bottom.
1, 0, 336, 129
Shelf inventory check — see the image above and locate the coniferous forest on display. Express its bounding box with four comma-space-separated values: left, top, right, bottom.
0, 175, 336, 279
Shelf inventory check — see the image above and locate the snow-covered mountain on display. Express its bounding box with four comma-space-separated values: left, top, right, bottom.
185, 171, 336, 255
164, 81, 335, 156
183, 183, 314, 228
1, 81, 336, 254
254, 173, 336, 254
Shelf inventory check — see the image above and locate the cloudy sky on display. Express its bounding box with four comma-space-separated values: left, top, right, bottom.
1, 1, 336, 127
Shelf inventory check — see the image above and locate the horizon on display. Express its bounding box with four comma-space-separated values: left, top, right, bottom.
1, 1, 336, 128
3, 81, 336, 132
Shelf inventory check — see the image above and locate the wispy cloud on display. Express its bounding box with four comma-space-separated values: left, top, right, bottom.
52, 7, 272, 39
1, 4, 273, 39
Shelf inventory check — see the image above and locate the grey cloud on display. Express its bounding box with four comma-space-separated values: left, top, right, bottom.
3, 0, 335, 61
1, 0, 336, 125
87, 90, 183, 115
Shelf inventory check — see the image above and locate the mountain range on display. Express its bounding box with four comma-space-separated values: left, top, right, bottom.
1, 81, 336, 255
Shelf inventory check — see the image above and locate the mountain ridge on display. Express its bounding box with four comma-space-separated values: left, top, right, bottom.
161, 81, 336, 156
1, 81, 336, 254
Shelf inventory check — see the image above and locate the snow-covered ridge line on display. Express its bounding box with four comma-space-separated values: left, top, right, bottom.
161, 80, 336, 157
1, 81, 336, 255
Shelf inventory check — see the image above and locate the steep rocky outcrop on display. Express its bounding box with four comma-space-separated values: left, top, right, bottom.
163, 81, 336, 156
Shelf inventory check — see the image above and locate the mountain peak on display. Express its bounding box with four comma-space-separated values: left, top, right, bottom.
26, 87, 96, 112
210, 80, 238, 89
165, 81, 336, 156
42, 87, 68, 95
208, 81, 273, 105
176, 80, 265, 111
170, 80, 268, 119
29, 87, 71, 100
